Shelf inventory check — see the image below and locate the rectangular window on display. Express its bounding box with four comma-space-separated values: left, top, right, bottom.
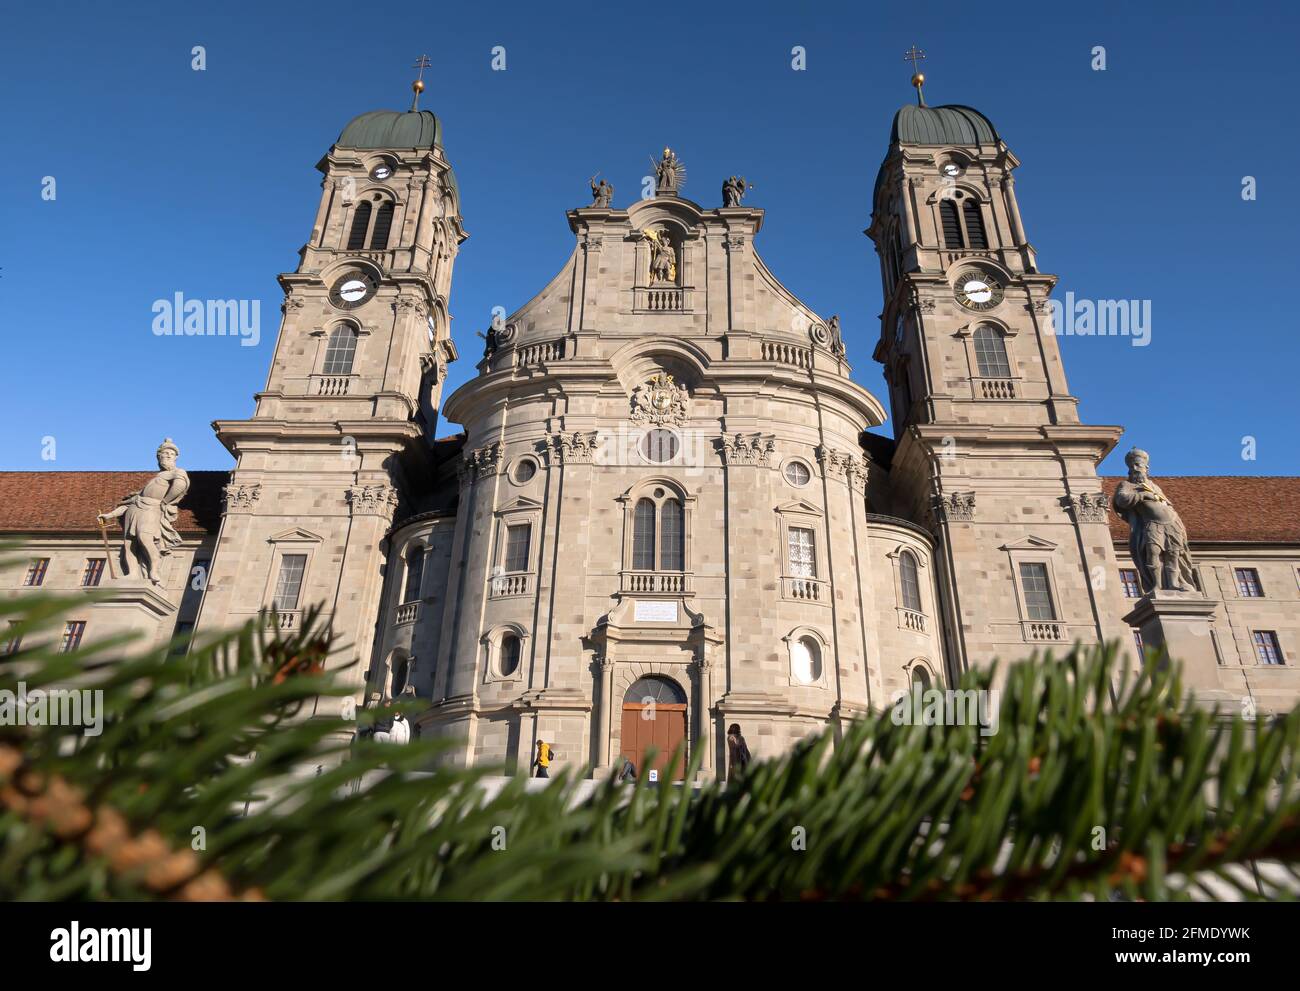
1019, 562, 1056, 621
24, 558, 50, 587
1119, 569, 1141, 598
503, 525, 531, 573
1234, 568, 1263, 597
272, 554, 308, 611
1133, 630, 1144, 654
82, 558, 105, 588
3, 622, 20, 656
1253, 631, 1283, 665
61, 621, 86, 653
788, 527, 816, 579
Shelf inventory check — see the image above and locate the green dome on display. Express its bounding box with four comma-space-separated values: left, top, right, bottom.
337, 110, 442, 150
890, 104, 998, 146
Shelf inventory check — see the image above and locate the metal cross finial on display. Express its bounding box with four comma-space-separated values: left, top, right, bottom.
904, 46, 927, 106
410, 54, 432, 110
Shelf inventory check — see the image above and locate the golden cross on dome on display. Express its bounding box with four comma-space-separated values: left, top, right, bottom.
410, 54, 432, 110
904, 45, 927, 106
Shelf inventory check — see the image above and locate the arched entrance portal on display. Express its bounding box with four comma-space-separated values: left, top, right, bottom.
620, 676, 687, 781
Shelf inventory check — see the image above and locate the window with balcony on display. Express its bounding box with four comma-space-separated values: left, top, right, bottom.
272, 554, 308, 611
503, 524, 532, 573
899, 551, 922, 611
1019, 562, 1056, 621
788, 527, 816, 579
403, 546, 425, 603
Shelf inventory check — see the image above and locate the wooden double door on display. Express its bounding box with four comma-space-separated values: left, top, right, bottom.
619, 702, 687, 782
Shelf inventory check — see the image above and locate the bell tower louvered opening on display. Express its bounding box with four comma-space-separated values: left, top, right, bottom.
940, 199, 964, 249
369, 202, 395, 249
346, 201, 372, 250
963, 198, 988, 249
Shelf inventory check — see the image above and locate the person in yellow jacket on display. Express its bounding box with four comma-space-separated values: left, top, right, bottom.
532, 740, 558, 778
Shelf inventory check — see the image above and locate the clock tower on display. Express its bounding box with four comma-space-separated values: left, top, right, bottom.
866, 69, 1135, 679
193, 73, 466, 716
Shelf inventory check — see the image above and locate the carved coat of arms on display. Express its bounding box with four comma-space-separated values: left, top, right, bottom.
631, 372, 689, 426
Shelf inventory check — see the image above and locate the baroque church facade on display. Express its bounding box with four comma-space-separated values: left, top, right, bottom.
5, 92, 1300, 780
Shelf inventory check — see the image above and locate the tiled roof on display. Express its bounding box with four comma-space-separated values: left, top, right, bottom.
0, 471, 228, 536
1102, 476, 1300, 545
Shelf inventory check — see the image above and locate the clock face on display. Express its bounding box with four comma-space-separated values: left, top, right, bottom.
371, 164, 392, 180
329, 271, 377, 310
942, 162, 962, 178
954, 270, 1004, 311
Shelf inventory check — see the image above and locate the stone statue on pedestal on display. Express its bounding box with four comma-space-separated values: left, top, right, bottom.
722, 175, 748, 207
97, 438, 190, 586
589, 176, 614, 208
653, 148, 683, 196
1112, 447, 1197, 594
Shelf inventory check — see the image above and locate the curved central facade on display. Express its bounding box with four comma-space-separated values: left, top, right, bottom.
379, 184, 941, 777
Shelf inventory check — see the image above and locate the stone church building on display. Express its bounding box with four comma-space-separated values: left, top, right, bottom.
5, 91, 1299, 780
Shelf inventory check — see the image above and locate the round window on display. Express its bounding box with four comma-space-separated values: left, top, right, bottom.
784, 461, 811, 487
513, 459, 536, 484
640, 429, 679, 464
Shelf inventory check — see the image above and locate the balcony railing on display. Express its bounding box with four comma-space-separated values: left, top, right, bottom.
1023, 620, 1065, 642
783, 576, 828, 602
898, 607, 926, 632
621, 571, 690, 595
633, 287, 692, 312
761, 341, 813, 369
268, 610, 300, 632
310, 374, 356, 397
976, 378, 1016, 399
395, 601, 420, 625
489, 572, 533, 598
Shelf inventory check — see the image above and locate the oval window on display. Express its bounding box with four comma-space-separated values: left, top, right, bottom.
641, 429, 679, 464
784, 461, 811, 487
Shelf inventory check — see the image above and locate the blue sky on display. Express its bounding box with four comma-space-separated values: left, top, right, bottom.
1, 0, 1296, 476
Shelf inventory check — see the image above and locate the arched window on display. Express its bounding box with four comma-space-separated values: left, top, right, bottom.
973, 326, 1011, 378
499, 634, 521, 677
940, 199, 964, 249
323, 325, 358, 375
899, 551, 922, 612
346, 201, 372, 250
625, 676, 686, 706
632, 498, 656, 570
911, 664, 932, 693
402, 546, 424, 603
962, 199, 988, 248
389, 652, 409, 696
627, 489, 688, 574
369, 202, 395, 249
659, 499, 684, 571
789, 635, 823, 685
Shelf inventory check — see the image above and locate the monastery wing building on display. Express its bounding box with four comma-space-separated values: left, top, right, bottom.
4, 90, 1300, 780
